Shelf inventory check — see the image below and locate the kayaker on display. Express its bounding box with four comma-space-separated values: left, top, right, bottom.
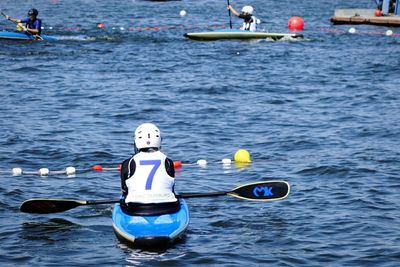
119, 123, 179, 215
227, 4, 259, 32
6, 8, 42, 36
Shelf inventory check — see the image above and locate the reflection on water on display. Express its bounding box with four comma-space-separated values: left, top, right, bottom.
120, 242, 187, 266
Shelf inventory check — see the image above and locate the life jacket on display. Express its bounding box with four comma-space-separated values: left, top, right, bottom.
124, 150, 177, 204
241, 16, 258, 32
22, 18, 42, 35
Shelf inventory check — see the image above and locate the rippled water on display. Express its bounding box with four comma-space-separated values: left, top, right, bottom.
1, 0, 399, 266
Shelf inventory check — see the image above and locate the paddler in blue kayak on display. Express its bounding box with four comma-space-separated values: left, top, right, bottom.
119, 123, 179, 215
6, 8, 42, 36
227, 4, 259, 32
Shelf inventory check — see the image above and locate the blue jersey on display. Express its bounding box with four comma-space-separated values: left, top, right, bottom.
21, 18, 42, 35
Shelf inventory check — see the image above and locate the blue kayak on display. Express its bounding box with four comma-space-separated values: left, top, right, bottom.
184, 29, 303, 41
0, 31, 58, 41
112, 199, 189, 248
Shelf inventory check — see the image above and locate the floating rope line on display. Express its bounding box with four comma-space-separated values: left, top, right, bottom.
37, 23, 228, 32
319, 27, 400, 36
0, 165, 121, 177
0, 149, 253, 176
0, 158, 254, 176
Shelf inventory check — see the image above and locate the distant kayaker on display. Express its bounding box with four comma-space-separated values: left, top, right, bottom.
227, 4, 259, 32
119, 123, 179, 215
6, 8, 42, 36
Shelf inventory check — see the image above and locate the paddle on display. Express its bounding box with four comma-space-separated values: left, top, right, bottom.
0, 10, 43, 40
227, 0, 233, 29
177, 180, 290, 201
20, 180, 290, 214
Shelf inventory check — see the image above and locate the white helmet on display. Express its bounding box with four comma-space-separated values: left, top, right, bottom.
241, 6, 254, 15
134, 123, 161, 151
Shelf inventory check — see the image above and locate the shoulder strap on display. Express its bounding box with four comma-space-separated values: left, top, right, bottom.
127, 156, 136, 178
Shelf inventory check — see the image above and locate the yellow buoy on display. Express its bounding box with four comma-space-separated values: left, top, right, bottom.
234, 149, 251, 163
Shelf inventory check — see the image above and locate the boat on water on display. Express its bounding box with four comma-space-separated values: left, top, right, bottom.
184, 29, 303, 41
19, 181, 290, 249
0, 31, 58, 41
331, 0, 400, 27
112, 199, 189, 248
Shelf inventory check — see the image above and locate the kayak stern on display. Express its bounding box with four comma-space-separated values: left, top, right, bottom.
112, 200, 189, 249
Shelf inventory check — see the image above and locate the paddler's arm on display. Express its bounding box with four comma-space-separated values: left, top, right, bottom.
120, 158, 134, 197
165, 158, 176, 195
165, 158, 175, 177
5, 15, 21, 24
6, 16, 29, 32
26, 26, 40, 35
227, 5, 240, 17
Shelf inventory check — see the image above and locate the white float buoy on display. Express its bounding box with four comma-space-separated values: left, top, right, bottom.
196, 159, 207, 166
386, 30, 393, 36
180, 10, 187, 17
221, 158, 232, 165
12, 168, 22, 176
38, 168, 49, 176
348, 27, 356, 34
65, 166, 76, 175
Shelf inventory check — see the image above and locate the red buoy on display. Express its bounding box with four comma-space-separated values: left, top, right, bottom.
92, 165, 103, 171
173, 161, 182, 168
97, 23, 105, 29
375, 9, 382, 17
288, 16, 304, 31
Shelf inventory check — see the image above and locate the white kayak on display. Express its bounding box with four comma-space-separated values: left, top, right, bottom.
184, 29, 303, 41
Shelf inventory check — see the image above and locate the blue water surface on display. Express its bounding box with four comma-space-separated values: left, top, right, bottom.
0, 0, 399, 266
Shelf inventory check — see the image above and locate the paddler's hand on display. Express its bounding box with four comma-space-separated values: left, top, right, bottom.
22, 26, 28, 32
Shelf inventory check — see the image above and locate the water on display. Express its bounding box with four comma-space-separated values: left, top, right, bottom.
1, 0, 399, 266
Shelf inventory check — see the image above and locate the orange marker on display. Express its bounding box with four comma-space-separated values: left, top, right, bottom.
92, 165, 103, 171
174, 161, 182, 168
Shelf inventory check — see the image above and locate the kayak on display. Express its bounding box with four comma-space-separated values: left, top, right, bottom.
184, 29, 303, 41
0, 31, 58, 41
112, 199, 189, 248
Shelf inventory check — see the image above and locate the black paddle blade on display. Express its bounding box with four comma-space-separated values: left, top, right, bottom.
229, 181, 290, 201
20, 199, 86, 214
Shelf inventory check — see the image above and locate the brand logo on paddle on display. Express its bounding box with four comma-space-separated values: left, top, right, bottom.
253, 186, 273, 197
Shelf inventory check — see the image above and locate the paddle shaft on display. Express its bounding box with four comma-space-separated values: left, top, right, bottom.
227, 0, 233, 29
86, 199, 119, 205
1, 11, 21, 26
177, 192, 228, 198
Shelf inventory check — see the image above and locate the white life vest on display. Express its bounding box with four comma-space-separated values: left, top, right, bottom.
125, 151, 177, 204
241, 16, 258, 32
